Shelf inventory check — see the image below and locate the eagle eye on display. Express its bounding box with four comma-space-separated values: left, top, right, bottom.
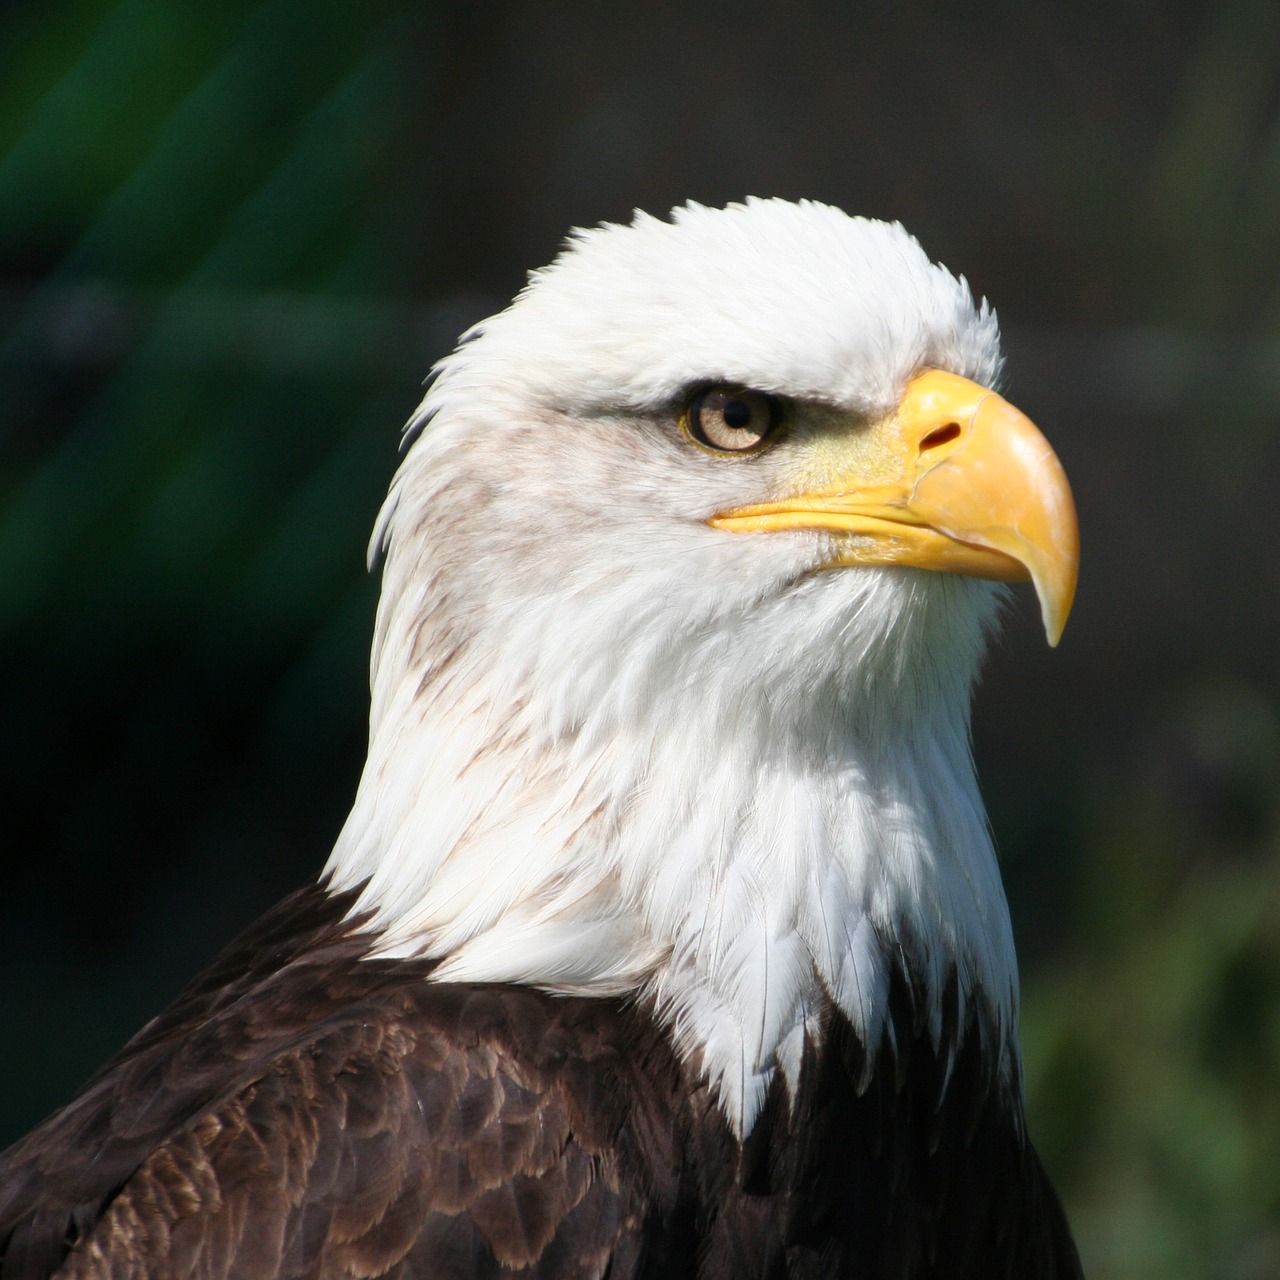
683, 386, 781, 454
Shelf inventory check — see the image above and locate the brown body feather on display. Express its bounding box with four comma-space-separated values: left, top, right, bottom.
0, 884, 1081, 1279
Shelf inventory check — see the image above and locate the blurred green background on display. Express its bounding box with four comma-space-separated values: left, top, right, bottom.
1, 2, 1278, 1276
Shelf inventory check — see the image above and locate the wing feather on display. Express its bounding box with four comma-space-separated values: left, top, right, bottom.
51, 988, 644, 1280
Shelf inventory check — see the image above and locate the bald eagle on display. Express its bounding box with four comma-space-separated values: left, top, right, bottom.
0, 200, 1082, 1279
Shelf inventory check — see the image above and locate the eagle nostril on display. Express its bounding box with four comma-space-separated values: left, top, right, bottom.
920, 422, 961, 453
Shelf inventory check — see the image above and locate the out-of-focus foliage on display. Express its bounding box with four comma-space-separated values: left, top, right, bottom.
1022, 677, 1280, 1278
0, 0, 437, 1125
1, 3, 1278, 1278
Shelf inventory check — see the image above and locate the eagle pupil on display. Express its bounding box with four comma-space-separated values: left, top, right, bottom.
683, 384, 779, 454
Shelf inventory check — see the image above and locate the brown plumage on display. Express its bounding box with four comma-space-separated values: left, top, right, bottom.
0, 884, 1081, 1279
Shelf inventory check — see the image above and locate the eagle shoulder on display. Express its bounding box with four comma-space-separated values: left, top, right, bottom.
0, 887, 673, 1280
55, 988, 659, 1280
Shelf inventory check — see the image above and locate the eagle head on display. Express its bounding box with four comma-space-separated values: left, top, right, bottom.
325, 199, 1078, 1131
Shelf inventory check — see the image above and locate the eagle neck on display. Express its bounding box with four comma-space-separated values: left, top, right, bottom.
325, 461, 1018, 1135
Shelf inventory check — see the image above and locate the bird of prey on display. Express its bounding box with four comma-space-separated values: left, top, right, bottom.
0, 198, 1083, 1279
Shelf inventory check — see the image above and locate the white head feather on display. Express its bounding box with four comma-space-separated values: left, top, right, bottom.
325, 198, 1016, 1133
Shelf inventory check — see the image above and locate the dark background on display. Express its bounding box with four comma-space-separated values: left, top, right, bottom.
2, 3, 1278, 1276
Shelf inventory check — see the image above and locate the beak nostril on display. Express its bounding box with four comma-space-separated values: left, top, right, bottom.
920, 422, 961, 453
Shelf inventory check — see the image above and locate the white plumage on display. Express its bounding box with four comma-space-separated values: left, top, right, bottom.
324, 198, 1058, 1133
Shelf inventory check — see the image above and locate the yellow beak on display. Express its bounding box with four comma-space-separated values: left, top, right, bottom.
707, 370, 1079, 645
